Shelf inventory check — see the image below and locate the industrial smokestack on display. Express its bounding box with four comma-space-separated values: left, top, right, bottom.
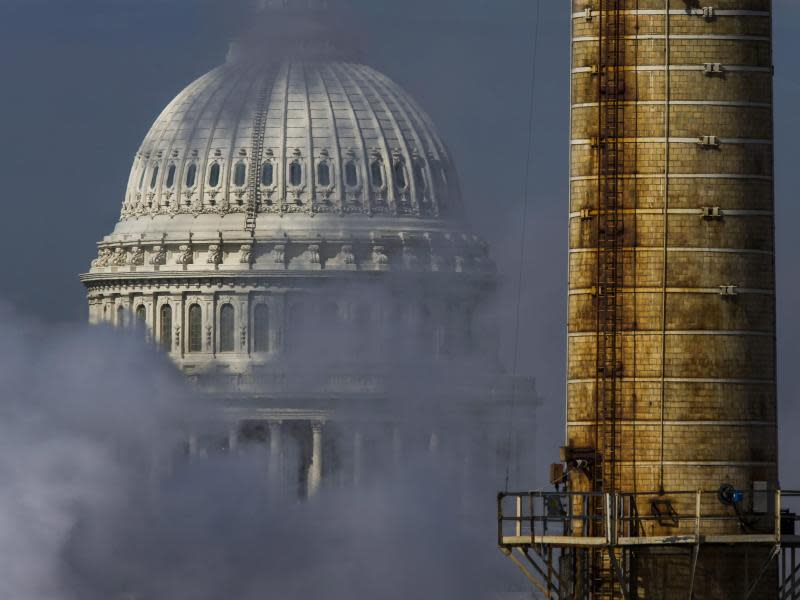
565, 1, 777, 596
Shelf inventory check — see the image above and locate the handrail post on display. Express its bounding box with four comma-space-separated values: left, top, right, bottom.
497, 493, 504, 547
516, 495, 522, 537
775, 489, 782, 543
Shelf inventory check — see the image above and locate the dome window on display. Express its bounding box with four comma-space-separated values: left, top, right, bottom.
116, 305, 126, 328
394, 160, 408, 191
137, 166, 147, 191
317, 162, 331, 187
185, 164, 197, 188
261, 162, 274, 187
149, 165, 159, 190
219, 304, 235, 352
165, 164, 176, 189
345, 161, 359, 187
188, 304, 202, 353
160, 305, 172, 352
370, 161, 384, 188
289, 162, 303, 187
135, 304, 146, 323
208, 163, 221, 188
253, 304, 269, 353
234, 161, 247, 187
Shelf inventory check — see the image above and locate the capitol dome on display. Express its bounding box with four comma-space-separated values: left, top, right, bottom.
82, 52, 494, 380
117, 59, 461, 230
79, 26, 535, 499
89, 57, 490, 279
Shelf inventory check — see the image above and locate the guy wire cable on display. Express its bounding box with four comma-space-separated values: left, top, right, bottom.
504, 0, 541, 493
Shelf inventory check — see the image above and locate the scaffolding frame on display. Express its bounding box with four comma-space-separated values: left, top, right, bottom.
498, 489, 800, 599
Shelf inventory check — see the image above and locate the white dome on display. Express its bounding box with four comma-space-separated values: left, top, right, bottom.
88, 58, 491, 278
82, 55, 499, 385
118, 60, 461, 233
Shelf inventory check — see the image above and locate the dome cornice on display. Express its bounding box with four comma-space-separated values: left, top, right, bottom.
85, 232, 493, 279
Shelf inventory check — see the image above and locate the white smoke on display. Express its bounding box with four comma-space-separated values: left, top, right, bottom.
0, 300, 533, 600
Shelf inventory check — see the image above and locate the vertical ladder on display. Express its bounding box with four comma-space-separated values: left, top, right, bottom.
592, 1, 626, 597
245, 71, 273, 234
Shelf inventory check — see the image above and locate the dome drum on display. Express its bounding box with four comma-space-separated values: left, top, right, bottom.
83, 270, 492, 376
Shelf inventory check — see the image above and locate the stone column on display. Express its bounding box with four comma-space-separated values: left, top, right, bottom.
187, 434, 199, 459
307, 422, 323, 497
88, 298, 99, 325
268, 421, 283, 486
227, 425, 239, 454
353, 430, 364, 486
428, 431, 440, 454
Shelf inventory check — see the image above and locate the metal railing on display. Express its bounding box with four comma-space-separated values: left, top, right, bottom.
498, 489, 800, 547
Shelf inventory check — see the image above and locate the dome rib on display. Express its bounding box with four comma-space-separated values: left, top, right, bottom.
330, 62, 397, 214
149, 70, 225, 212
352, 64, 419, 216
321, 63, 370, 212
124, 69, 223, 215
223, 63, 265, 214
314, 64, 344, 213
196, 64, 255, 211
275, 62, 291, 205
356, 64, 430, 215
300, 62, 315, 213
247, 60, 283, 217
377, 74, 447, 214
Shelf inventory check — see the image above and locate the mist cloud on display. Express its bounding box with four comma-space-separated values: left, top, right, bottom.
0, 300, 531, 600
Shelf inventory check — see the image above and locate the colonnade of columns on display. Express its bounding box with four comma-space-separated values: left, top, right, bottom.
184, 419, 515, 498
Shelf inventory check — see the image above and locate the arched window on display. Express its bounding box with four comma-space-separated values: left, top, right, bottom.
208, 163, 221, 187
160, 305, 172, 352
219, 304, 235, 352
135, 304, 146, 325
117, 305, 125, 327
317, 162, 331, 187
345, 161, 358, 187
188, 304, 202, 353
149, 165, 159, 190
234, 162, 247, 187
394, 160, 407, 190
166, 164, 176, 189
185, 163, 197, 188
370, 161, 383, 188
253, 304, 269, 353
287, 301, 307, 352
261, 162, 274, 186
289, 162, 302, 187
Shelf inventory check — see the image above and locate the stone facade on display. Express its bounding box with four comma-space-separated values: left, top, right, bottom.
568, 2, 776, 597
